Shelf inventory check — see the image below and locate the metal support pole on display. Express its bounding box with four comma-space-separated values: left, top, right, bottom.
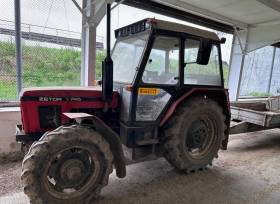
228, 28, 249, 101
267, 46, 276, 94
80, 0, 87, 85
80, 0, 96, 86
235, 30, 249, 100
14, 0, 22, 98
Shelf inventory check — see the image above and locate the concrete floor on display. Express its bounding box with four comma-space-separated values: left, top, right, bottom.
0, 129, 280, 204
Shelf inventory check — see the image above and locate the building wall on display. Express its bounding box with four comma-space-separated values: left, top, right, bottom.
0, 107, 21, 161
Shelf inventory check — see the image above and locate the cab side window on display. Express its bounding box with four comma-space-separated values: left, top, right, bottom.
142, 36, 179, 85
184, 39, 221, 86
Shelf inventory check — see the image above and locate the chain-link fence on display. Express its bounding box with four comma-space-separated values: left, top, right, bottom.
0, 28, 16, 101
0, 0, 105, 102
0, 20, 82, 102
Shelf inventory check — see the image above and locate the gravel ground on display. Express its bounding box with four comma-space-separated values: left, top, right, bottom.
0, 162, 22, 196
0, 129, 280, 204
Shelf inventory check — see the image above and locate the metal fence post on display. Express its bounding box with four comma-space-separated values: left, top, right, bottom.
267, 46, 276, 94
14, 0, 22, 99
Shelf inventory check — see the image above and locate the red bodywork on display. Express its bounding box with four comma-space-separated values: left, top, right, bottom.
160, 88, 230, 126
20, 87, 119, 134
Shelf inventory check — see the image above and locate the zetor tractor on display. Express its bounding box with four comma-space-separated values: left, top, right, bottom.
17, 14, 230, 204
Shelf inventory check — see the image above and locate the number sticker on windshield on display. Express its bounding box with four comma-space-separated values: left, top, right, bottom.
138, 88, 160, 95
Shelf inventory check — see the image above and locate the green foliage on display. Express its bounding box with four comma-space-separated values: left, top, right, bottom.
96, 51, 106, 79
21, 45, 82, 87
0, 41, 105, 100
0, 41, 15, 56
223, 61, 229, 87
0, 81, 16, 100
248, 92, 273, 97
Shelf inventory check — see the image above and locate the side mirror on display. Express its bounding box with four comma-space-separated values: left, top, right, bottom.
196, 39, 212, 65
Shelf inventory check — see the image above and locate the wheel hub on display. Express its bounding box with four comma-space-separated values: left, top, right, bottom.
60, 159, 84, 182
185, 114, 217, 159
67, 166, 81, 180
46, 148, 97, 193
188, 120, 208, 149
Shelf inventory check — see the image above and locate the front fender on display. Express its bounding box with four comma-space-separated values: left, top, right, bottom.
63, 112, 126, 178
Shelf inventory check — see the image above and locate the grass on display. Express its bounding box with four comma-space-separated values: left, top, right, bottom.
247, 92, 273, 97
0, 81, 16, 100
0, 41, 106, 100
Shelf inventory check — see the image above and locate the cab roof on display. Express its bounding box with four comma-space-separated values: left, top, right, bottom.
150, 18, 220, 41
115, 18, 220, 41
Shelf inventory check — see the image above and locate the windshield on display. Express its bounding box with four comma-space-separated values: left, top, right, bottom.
112, 32, 149, 83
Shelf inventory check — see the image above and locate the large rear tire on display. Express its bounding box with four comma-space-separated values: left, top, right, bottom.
162, 96, 226, 172
21, 125, 113, 204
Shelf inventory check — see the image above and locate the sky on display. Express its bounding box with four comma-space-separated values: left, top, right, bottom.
0, 0, 232, 62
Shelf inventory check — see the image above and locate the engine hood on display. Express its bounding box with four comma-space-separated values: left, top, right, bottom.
21, 86, 117, 97
20, 86, 119, 107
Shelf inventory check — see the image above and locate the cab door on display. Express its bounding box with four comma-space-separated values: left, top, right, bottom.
134, 35, 181, 123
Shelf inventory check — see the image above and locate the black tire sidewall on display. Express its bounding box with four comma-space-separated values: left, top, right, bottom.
178, 104, 224, 168
22, 125, 112, 204
38, 138, 106, 202
162, 97, 226, 171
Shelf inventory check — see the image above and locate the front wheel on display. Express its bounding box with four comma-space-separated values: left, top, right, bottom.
21, 125, 113, 204
162, 96, 226, 172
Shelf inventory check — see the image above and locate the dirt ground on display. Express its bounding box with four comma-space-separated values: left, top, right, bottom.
0, 161, 22, 196
0, 129, 280, 204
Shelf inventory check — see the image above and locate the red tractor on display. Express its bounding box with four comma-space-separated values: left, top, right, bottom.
17, 8, 230, 204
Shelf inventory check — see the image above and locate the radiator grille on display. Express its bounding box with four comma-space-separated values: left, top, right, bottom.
38, 106, 61, 129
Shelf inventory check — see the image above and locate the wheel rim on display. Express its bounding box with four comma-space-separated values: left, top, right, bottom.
185, 113, 217, 160
42, 146, 102, 200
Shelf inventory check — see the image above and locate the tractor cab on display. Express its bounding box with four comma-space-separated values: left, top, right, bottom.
111, 19, 226, 149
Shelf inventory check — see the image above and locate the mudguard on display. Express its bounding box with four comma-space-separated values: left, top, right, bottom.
63, 112, 126, 178
160, 88, 231, 150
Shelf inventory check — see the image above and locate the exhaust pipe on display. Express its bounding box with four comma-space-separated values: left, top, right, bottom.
102, 3, 113, 103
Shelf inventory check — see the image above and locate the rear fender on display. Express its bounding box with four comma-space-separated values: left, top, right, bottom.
160, 88, 231, 150
63, 112, 126, 178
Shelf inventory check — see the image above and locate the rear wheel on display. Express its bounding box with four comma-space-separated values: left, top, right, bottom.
21, 125, 113, 204
162, 96, 225, 172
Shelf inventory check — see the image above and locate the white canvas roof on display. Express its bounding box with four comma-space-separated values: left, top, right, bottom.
152, 19, 220, 41
151, 0, 280, 52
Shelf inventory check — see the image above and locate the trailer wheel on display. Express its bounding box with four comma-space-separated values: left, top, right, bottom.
162, 96, 225, 172
21, 125, 113, 204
